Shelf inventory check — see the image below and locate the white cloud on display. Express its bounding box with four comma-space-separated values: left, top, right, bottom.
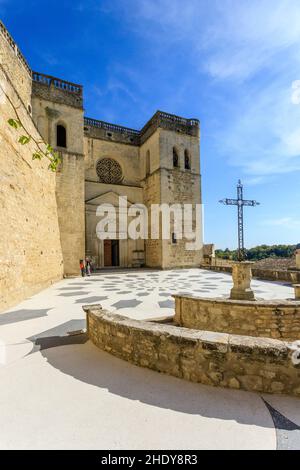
262, 217, 300, 228
218, 78, 300, 176
291, 80, 300, 104
110, 0, 300, 81
100, 0, 300, 178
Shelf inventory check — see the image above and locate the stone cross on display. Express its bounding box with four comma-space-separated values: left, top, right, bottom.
219, 180, 260, 261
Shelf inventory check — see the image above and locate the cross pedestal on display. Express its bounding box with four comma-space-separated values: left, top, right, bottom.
296, 250, 300, 270
230, 261, 255, 301
293, 284, 300, 300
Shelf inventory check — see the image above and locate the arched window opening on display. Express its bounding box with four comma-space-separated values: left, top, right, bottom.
184, 150, 191, 170
146, 150, 150, 177
57, 124, 67, 148
173, 147, 179, 168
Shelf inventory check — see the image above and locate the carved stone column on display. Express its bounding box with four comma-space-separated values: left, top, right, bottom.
230, 261, 255, 301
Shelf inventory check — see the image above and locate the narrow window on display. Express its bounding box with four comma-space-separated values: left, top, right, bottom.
146, 150, 150, 177
184, 149, 191, 170
57, 124, 67, 148
172, 232, 177, 244
173, 147, 179, 168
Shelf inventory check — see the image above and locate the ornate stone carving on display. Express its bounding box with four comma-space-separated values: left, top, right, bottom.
96, 158, 123, 184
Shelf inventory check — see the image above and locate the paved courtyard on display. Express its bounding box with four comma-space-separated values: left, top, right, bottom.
0, 268, 299, 449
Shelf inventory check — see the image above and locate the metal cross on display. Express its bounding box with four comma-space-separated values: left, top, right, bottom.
219, 180, 260, 261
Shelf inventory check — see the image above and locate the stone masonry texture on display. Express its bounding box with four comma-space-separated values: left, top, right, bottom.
0, 36, 63, 311
84, 306, 300, 397
174, 295, 300, 341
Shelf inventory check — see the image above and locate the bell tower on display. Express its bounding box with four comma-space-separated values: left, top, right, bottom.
140, 111, 203, 268
31, 72, 85, 275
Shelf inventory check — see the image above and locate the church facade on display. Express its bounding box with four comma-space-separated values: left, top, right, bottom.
0, 20, 203, 312
31, 72, 203, 274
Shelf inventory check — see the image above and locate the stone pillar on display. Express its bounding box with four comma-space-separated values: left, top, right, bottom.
230, 261, 255, 301
296, 250, 300, 270
293, 284, 300, 300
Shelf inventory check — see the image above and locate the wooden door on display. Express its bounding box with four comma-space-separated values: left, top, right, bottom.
104, 240, 112, 267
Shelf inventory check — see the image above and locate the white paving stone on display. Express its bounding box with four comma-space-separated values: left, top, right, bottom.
0, 268, 299, 449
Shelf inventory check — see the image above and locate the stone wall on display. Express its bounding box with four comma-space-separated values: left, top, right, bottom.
55, 151, 85, 275
0, 22, 31, 106
252, 267, 300, 283
84, 136, 140, 187
202, 264, 300, 284
140, 128, 203, 269
32, 80, 83, 109
174, 295, 300, 340
84, 306, 300, 397
31, 83, 85, 276
0, 39, 63, 311
159, 129, 203, 268
141, 131, 163, 267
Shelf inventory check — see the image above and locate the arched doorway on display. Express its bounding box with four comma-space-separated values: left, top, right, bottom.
104, 239, 120, 267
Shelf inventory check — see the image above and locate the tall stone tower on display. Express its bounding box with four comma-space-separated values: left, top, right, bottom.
140, 112, 202, 268
31, 73, 85, 275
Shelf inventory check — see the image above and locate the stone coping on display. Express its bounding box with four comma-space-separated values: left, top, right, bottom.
83, 305, 290, 357
173, 295, 300, 340
173, 294, 300, 307
201, 264, 300, 283
83, 110, 199, 145
83, 305, 300, 397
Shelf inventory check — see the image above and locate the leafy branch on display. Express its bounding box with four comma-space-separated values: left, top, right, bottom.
1, 83, 61, 171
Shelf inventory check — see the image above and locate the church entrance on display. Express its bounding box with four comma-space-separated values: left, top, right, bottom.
104, 239, 120, 267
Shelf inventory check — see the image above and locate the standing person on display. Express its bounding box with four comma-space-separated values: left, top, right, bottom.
86, 258, 91, 276
79, 259, 85, 277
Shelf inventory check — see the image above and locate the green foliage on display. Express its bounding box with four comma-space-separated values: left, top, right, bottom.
2, 80, 61, 171
8, 118, 21, 129
18, 135, 31, 145
32, 152, 42, 160
215, 244, 298, 261
48, 152, 61, 172
7, 118, 61, 171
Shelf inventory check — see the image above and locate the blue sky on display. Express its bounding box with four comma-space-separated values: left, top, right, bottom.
2, 0, 300, 248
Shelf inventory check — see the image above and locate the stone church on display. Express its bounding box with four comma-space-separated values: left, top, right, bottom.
1, 21, 203, 286
31, 75, 203, 274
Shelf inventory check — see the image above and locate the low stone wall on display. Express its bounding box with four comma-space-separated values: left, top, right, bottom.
84, 305, 300, 397
201, 264, 300, 283
252, 268, 300, 283
174, 295, 300, 340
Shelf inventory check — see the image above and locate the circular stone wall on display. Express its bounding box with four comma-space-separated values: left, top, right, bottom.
174, 295, 300, 341
83, 305, 300, 397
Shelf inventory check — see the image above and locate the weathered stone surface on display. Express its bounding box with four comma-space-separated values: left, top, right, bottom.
201, 264, 300, 284
0, 36, 63, 311
85, 306, 300, 397
296, 250, 300, 270
230, 262, 255, 301
293, 284, 300, 300
1, 19, 205, 314
174, 295, 300, 341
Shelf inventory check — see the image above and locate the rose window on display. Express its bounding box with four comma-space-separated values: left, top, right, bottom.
96, 158, 123, 184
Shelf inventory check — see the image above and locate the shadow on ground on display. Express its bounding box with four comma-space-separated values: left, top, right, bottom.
36, 338, 277, 429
